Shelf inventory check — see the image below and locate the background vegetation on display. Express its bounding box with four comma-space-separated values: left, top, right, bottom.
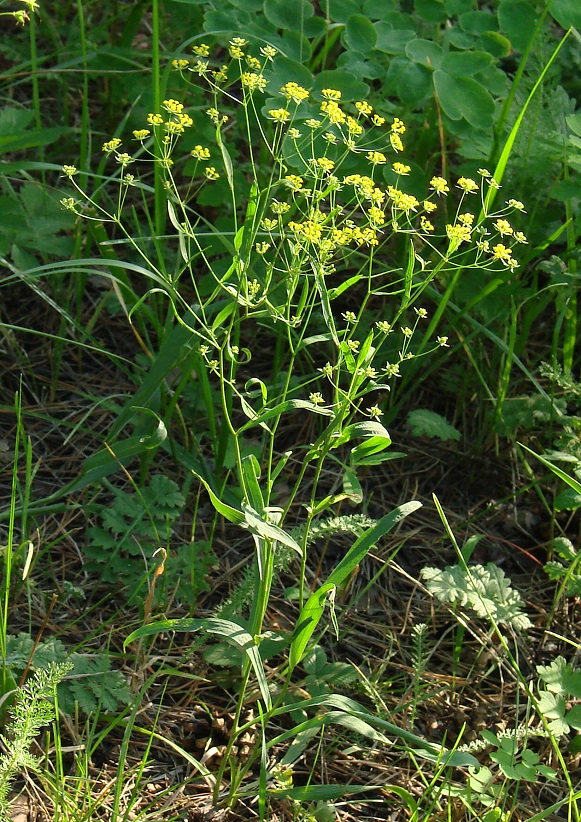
1, 0, 581, 820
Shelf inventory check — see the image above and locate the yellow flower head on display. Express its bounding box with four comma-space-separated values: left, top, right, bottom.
320, 100, 346, 124
162, 99, 184, 114
192, 43, 210, 57
355, 101, 373, 115
102, 138, 122, 153
284, 175, 304, 191
268, 108, 291, 122
367, 151, 387, 165
191, 145, 211, 160
392, 162, 410, 176
280, 82, 309, 103
241, 72, 267, 92
430, 176, 449, 195
457, 177, 479, 193
493, 219, 513, 236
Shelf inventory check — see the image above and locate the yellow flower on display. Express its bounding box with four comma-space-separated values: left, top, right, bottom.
133, 129, 150, 140
162, 99, 184, 114
147, 113, 164, 126
390, 117, 406, 134
255, 242, 270, 254
62, 165, 77, 176
446, 223, 472, 243
191, 145, 210, 160
284, 175, 304, 191
420, 216, 434, 232
423, 200, 437, 212
229, 36, 248, 58
368, 206, 385, 226
192, 43, 210, 57
321, 88, 342, 100
172, 59, 189, 70
478, 167, 491, 177
457, 176, 479, 193
371, 114, 385, 126
261, 218, 277, 230
241, 72, 267, 92
320, 100, 346, 124
388, 187, 419, 212
280, 82, 309, 103
271, 199, 291, 213
392, 162, 410, 175
204, 167, 220, 180
102, 138, 122, 153
493, 219, 513, 236
430, 176, 449, 195
367, 151, 387, 164
260, 45, 278, 59
508, 199, 526, 211
269, 108, 291, 122
246, 55, 261, 70
390, 133, 404, 152
458, 212, 474, 226
491, 243, 513, 264
315, 157, 335, 173
355, 101, 373, 115
346, 116, 363, 135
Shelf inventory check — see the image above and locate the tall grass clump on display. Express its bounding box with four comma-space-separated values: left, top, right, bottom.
55, 36, 538, 815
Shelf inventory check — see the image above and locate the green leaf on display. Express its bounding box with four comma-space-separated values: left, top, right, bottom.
342, 466, 363, 504
238, 398, 333, 433
478, 30, 511, 58
395, 61, 432, 103
547, 0, 581, 29
421, 562, 532, 631
375, 27, 416, 54
520, 444, 581, 497
554, 487, 581, 511
498, 0, 538, 51
459, 10, 498, 35
265, 56, 314, 97
311, 70, 369, 101
344, 14, 377, 52
242, 503, 302, 554
407, 409, 460, 441
414, 0, 447, 24
537, 656, 581, 698
434, 70, 494, 128
454, 76, 495, 129
433, 70, 463, 120
350, 434, 392, 466
327, 0, 361, 23
440, 50, 493, 77
405, 38, 443, 69
125, 617, 272, 708
263, 0, 314, 29
289, 503, 420, 670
